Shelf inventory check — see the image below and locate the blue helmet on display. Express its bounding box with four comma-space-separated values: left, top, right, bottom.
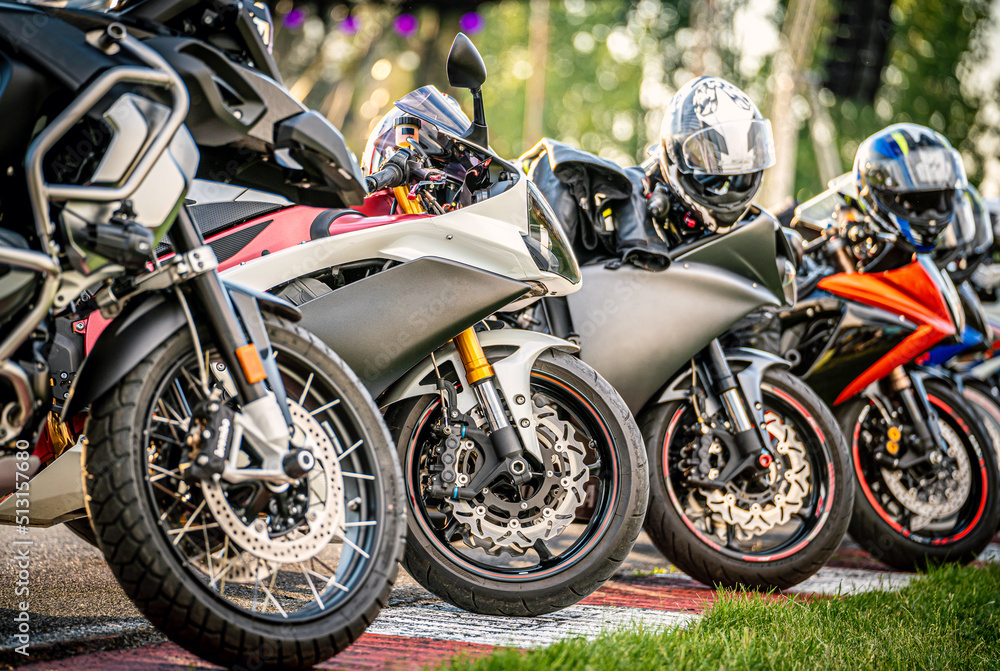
854, 123, 965, 253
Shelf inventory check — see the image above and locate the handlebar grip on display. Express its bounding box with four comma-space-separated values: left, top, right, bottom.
365, 149, 412, 193
366, 162, 405, 192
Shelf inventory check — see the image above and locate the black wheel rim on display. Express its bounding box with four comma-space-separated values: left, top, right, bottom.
406, 370, 620, 581
663, 382, 837, 561
853, 392, 989, 545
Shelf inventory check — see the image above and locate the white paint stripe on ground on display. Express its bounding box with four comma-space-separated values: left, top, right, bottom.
647, 565, 914, 596
978, 543, 1000, 564
785, 567, 913, 595
367, 602, 697, 648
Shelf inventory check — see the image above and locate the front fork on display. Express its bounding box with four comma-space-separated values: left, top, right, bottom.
170, 207, 305, 481
877, 366, 943, 468
695, 339, 772, 484
451, 328, 531, 485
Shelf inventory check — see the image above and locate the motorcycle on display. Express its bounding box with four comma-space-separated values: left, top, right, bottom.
0, 5, 404, 668
768, 175, 1000, 569
64, 22, 649, 617
513, 143, 854, 590
924, 186, 1000, 514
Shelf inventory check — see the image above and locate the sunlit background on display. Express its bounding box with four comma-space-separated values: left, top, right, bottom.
269, 0, 1000, 207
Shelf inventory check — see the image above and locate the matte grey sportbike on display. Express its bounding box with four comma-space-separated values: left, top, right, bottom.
515, 144, 854, 590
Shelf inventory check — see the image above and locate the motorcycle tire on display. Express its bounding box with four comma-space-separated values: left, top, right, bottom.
83, 316, 405, 670
642, 368, 853, 589
960, 379, 1000, 470
386, 349, 647, 616
840, 378, 1000, 570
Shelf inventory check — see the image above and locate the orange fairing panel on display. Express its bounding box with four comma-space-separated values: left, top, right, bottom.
817, 261, 956, 404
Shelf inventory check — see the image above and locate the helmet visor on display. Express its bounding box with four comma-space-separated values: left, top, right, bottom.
864, 145, 963, 192
679, 119, 775, 175
873, 187, 955, 225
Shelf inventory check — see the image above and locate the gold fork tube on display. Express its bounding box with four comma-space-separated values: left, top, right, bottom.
454, 328, 494, 384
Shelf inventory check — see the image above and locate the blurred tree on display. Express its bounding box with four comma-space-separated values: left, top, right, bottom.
266, 0, 997, 202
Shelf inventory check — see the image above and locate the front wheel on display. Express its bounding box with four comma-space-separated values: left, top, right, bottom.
385, 350, 647, 616
643, 368, 853, 589
840, 378, 1000, 570
83, 317, 405, 669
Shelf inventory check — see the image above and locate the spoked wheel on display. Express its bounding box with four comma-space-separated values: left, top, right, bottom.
643, 368, 852, 589
83, 317, 404, 669
385, 350, 647, 616
841, 378, 1000, 570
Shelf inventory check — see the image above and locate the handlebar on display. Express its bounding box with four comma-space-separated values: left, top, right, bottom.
365, 151, 409, 192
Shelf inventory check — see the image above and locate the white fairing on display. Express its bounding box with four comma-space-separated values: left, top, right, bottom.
0, 441, 85, 527
221, 175, 579, 304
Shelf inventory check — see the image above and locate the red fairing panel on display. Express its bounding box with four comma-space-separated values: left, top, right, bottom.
817, 261, 956, 405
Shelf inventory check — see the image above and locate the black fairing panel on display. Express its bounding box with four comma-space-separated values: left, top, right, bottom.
672, 216, 785, 304
0, 51, 55, 174
565, 260, 781, 413
274, 111, 367, 206
959, 281, 989, 341
296, 258, 530, 397
63, 293, 186, 419
780, 293, 915, 406
145, 37, 267, 147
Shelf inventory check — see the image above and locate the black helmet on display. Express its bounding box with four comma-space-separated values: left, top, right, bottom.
659, 76, 775, 231
854, 123, 965, 252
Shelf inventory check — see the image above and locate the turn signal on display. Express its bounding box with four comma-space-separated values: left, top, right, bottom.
236, 344, 267, 384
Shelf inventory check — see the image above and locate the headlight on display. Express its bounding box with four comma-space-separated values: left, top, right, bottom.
780, 257, 797, 306
524, 182, 581, 285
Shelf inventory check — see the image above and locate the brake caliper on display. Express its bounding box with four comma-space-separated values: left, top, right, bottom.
185, 394, 236, 482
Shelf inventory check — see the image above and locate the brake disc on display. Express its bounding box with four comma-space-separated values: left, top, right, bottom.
697, 410, 811, 540
450, 403, 588, 555
881, 419, 971, 522
200, 400, 344, 564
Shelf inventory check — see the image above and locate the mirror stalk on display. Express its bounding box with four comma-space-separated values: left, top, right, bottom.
467, 87, 488, 148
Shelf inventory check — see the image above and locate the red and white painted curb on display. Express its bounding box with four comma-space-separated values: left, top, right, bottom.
16, 540, 1000, 671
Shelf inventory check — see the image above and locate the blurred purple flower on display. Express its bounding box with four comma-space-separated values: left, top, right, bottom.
282, 7, 306, 30
458, 12, 484, 34
340, 15, 360, 34
393, 13, 419, 38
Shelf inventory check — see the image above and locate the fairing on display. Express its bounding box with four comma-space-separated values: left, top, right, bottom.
811, 259, 958, 404
566, 260, 782, 413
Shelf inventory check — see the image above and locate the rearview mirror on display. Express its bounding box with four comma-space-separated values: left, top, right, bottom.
447, 33, 487, 91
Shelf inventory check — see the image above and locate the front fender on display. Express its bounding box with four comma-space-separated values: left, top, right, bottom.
653, 347, 790, 428
379, 329, 579, 462
63, 283, 296, 420
63, 292, 186, 420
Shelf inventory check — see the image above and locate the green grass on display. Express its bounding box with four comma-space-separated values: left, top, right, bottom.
442, 564, 1000, 671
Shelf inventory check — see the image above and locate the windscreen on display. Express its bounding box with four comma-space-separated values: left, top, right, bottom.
394, 86, 473, 139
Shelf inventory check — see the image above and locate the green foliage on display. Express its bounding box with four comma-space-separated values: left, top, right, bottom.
440, 563, 1000, 671
271, 0, 996, 199
814, 0, 993, 196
